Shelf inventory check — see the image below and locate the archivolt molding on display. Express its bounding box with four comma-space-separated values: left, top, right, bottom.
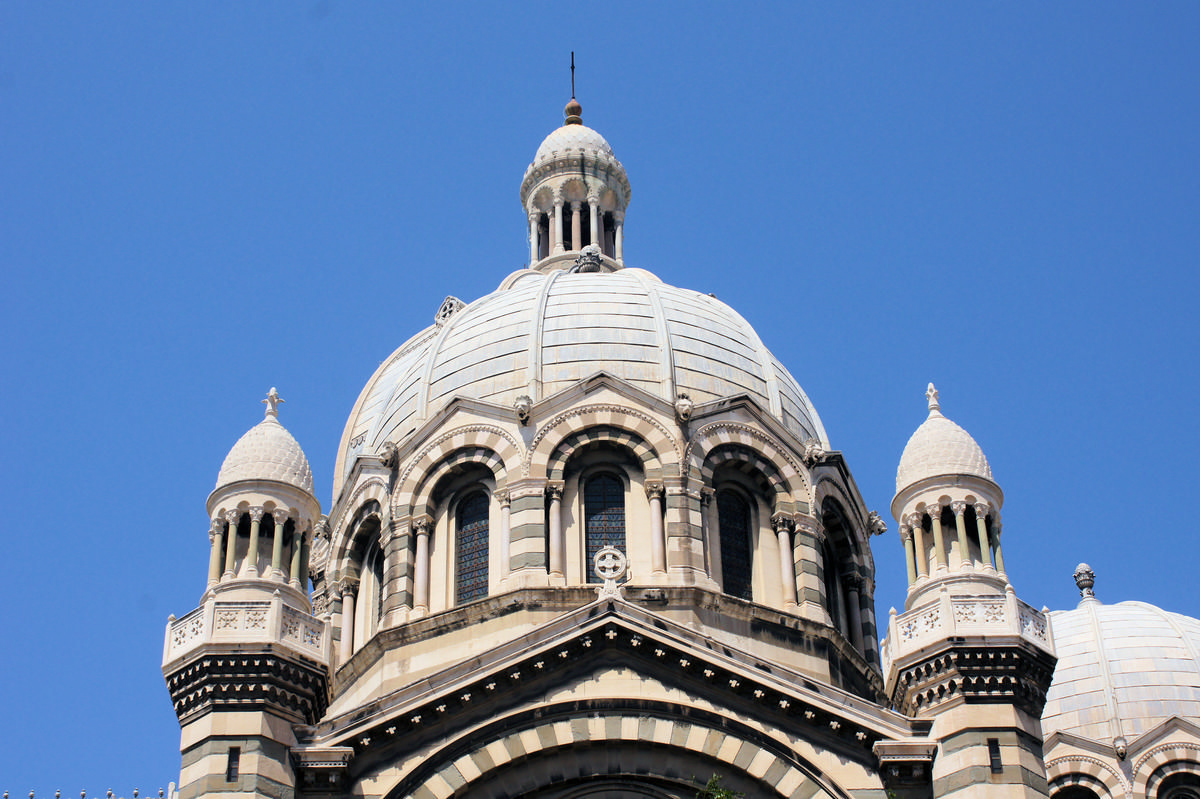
546, 425, 663, 481
408, 446, 507, 519
1046, 754, 1130, 798
701, 443, 789, 505
686, 422, 810, 504
526, 404, 680, 479
394, 425, 523, 516
328, 479, 389, 578
1135, 742, 1200, 796
382, 707, 846, 799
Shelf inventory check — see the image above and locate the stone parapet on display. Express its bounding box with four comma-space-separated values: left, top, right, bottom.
163, 594, 330, 672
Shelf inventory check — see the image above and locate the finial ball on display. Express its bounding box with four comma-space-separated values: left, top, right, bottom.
564, 98, 582, 125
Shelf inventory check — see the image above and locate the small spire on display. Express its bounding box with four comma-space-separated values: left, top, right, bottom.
564, 52, 582, 125
1074, 563, 1098, 603
262, 387, 285, 419
925, 382, 942, 416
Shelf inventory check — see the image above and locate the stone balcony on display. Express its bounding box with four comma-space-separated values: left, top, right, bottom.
163, 594, 330, 669
881, 586, 1054, 679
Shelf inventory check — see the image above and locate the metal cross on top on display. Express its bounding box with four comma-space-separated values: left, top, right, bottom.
594, 545, 627, 598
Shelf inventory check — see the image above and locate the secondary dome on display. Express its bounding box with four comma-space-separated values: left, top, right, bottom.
1043, 569, 1200, 744
216, 388, 314, 494
532, 123, 614, 162
896, 383, 992, 493
335, 268, 828, 494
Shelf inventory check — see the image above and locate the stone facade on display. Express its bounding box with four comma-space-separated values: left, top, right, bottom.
163, 100, 1200, 799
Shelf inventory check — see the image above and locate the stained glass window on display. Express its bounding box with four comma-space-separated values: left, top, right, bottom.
585, 474, 625, 583
718, 490, 752, 600
456, 491, 489, 604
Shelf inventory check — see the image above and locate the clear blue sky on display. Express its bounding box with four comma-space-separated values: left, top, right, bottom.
3, 3, 1197, 793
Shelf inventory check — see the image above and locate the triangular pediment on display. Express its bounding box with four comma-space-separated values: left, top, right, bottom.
297, 595, 921, 768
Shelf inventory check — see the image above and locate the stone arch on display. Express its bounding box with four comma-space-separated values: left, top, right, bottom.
1047, 755, 1129, 798
409, 446, 507, 520
685, 422, 809, 511
1139, 751, 1200, 798
701, 443, 790, 511
394, 425, 522, 518
333, 499, 384, 580
527, 404, 679, 480
380, 704, 851, 799
547, 425, 663, 482
327, 478, 389, 577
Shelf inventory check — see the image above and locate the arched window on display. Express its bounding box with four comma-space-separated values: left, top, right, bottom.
455, 491, 490, 604
585, 474, 625, 583
1160, 772, 1200, 799
1052, 784, 1101, 799
717, 489, 752, 600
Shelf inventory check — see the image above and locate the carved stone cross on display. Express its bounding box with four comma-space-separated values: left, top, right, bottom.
263, 387, 284, 418
594, 546, 627, 598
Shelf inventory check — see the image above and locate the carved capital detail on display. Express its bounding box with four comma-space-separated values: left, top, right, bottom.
494, 490, 511, 508
210, 517, 225, 535
545, 482, 564, 502
770, 513, 794, 534
645, 482, 665, 500
973, 501, 990, 518
413, 516, 433, 537
225, 509, 241, 524
905, 512, 924, 530
899, 524, 913, 543
925, 502, 941, 518
950, 501, 968, 516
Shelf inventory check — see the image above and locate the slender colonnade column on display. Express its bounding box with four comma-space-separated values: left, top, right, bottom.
844, 574, 865, 652
900, 523, 918, 586
951, 501, 971, 568
773, 514, 797, 607
413, 517, 431, 612
207, 518, 225, 587
339, 581, 357, 662
529, 211, 539, 264
553, 201, 565, 254
245, 507, 264, 577
289, 524, 304, 586
570, 201, 582, 251
647, 483, 666, 575
496, 491, 512, 580
223, 510, 239, 579
270, 513, 287, 579
587, 195, 599, 246
908, 513, 928, 579
614, 212, 624, 262
928, 502, 948, 571
973, 502, 995, 569
700, 489, 719, 584
992, 520, 1006, 574
546, 483, 564, 579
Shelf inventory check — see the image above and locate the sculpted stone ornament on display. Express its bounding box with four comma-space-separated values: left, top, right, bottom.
802, 438, 827, 466
263, 387, 285, 418
868, 511, 888, 536
514, 395, 533, 425
378, 441, 398, 468
1074, 563, 1097, 600
673, 392, 694, 425
571, 244, 604, 273
594, 545, 628, 598
434, 296, 466, 326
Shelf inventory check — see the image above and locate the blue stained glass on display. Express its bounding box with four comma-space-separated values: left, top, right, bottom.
718, 490, 752, 600
585, 474, 625, 583
456, 491, 489, 604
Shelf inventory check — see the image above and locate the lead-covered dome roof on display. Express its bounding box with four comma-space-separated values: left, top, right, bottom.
1044, 597, 1200, 743
896, 384, 992, 493
335, 268, 828, 494
216, 390, 314, 494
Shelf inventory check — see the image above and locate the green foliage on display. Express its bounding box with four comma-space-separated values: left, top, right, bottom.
696, 774, 743, 799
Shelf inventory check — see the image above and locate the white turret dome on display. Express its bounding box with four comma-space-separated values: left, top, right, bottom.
532, 122, 614, 162
896, 384, 993, 493
216, 389, 314, 494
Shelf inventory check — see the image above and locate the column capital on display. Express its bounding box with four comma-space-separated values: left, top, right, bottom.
338, 577, 360, 599
224, 508, 241, 524
272, 509, 289, 524
925, 502, 942, 517
973, 501, 991, 518
210, 517, 225, 535
247, 506, 265, 522
900, 523, 914, 543
645, 481, 665, 500
528, 208, 540, 223
413, 515, 433, 536
950, 500, 968, 516
992, 519, 1002, 538
570, 200, 582, 211
904, 512, 924, 529
493, 489, 511, 507
545, 482, 564, 502
842, 572, 864, 592
770, 512, 794, 534
699, 487, 715, 504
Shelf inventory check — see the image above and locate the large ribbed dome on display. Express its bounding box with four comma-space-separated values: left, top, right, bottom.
335, 268, 828, 494
896, 385, 992, 492
217, 410, 314, 494
1044, 599, 1200, 743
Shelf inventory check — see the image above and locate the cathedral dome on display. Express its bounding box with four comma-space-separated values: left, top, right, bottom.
216, 389, 314, 494
335, 267, 828, 493
896, 384, 992, 493
1044, 588, 1200, 744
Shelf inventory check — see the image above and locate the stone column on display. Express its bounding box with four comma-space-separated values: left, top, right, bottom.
207, 518, 225, 587
570, 201, 582, 251
597, 209, 607, 256
413, 517, 431, 613
908, 513, 928, 578
528, 210, 539, 264
928, 503, 948, 571
773, 514, 797, 607
289, 525, 304, 587
496, 490, 511, 579
244, 507, 264, 577
950, 501, 971, 568
992, 520, 1006, 574
298, 526, 313, 592
614, 212, 624, 262
553, 201, 565, 254
900, 524, 918, 586
223, 510, 239, 579
844, 573, 865, 653
546, 483, 564, 579
974, 502, 995, 569
587, 196, 599, 246
270, 513, 287, 579
647, 482, 666, 575
339, 580, 358, 662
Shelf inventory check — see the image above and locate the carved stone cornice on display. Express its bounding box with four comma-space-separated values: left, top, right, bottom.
890, 642, 1056, 719
165, 649, 329, 726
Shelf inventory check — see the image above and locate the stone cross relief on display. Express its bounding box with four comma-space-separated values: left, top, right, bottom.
263, 387, 284, 418
594, 546, 627, 598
